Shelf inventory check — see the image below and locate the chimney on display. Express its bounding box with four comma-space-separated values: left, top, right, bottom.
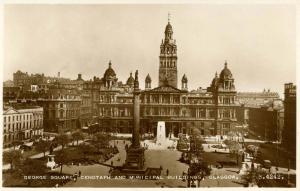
77, 74, 82, 80
58, 72, 60, 78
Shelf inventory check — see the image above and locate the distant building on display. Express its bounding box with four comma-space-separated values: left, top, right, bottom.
282, 83, 296, 155
248, 100, 284, 141
3, 105, 43, 147
8, 72, 87, 134
36, 85, 82, 133
3, 80, 14, 87
236, 90, 280, 125
13, 70, 71, 91
3, 86, 21, 102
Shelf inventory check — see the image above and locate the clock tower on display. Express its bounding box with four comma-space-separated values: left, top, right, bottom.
159, 16, 178, 88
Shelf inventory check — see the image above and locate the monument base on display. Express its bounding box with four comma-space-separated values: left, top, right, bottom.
110, 145, 161, 177
124, 146, 145, 170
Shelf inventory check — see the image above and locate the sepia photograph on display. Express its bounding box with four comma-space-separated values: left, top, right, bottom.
1, 2, 298, 188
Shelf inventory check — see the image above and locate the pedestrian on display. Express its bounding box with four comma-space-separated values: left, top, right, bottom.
74, 172, 78, 182
166, 169, 169, 176
78, 170, 81, 177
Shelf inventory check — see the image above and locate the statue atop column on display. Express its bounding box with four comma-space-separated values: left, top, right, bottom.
134, 70, 139, 90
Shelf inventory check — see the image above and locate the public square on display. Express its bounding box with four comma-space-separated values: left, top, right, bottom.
58, 138, 245, 187
2, 4, 297, 189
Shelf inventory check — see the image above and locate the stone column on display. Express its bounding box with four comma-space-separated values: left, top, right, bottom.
132, 70, 141, 148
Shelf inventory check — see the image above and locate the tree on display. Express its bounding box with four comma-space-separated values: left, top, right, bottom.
56, 134, 70, 150
55, 150, 70, 174
72, 131, 84, 146
35, 140, 51, 158
92, 132, 111, 151
20, 158, 47, 186
31, 134, 42, 141
3, 150, 22, 170
78, 144, 95, 159
11, 140, 23, 150
224, 140, 242, 165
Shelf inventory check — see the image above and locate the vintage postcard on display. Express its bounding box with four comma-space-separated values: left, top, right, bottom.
1, 1, 298, 189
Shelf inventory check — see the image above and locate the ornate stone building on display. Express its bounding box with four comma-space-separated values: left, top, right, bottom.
36, 86, 82, 133
84, 20, 238, 137
3, 104, 43, 147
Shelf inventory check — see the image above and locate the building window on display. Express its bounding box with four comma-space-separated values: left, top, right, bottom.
224, 110, 230, 118
200, 109, 206, 118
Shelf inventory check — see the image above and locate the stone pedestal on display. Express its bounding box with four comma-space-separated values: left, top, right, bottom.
124, 146, 145, 170
46, 154, 56, 170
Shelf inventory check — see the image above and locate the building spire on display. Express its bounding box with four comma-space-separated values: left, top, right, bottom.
168, 12, 171, 23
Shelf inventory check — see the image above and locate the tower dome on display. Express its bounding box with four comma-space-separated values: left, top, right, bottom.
211, 72, 219, 86
126, 72, 134, 86
103, 61, 116, 79
219, 61, 232, 79
145, 74, 152, 83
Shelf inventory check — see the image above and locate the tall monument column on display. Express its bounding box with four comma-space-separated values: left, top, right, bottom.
132, 70, 141, 148
123, 70, 145, 170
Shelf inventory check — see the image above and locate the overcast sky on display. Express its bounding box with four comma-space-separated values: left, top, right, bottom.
4, 4, 296, 97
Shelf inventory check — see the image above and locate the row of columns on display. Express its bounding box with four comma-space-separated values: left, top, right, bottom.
143, 94, 181, 104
